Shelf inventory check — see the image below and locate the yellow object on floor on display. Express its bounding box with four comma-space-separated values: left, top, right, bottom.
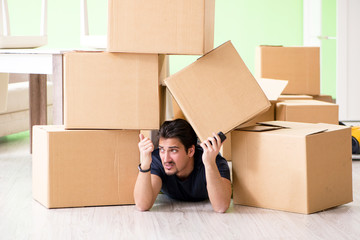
352, 126, 360, 154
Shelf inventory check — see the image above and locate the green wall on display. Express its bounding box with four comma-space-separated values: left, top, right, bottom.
321, 0, 337, 98
7, 0, 335, 97
7, 0, 42, 36
170, 0, 304, 76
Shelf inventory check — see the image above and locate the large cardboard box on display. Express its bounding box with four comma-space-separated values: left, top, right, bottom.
165, 41, 270, 141
232, 121, 353, 214
276, 100, 339, 125
108, 0, 215, 55
255, 46, 320, 95
64, 51, 160, 130
32, 125, 139, 208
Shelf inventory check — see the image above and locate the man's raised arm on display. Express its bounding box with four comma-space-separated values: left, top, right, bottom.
200, 133, 232, 213
134, 134, 162, 211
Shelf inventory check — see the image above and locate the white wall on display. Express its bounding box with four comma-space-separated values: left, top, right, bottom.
337, 0, 360, 121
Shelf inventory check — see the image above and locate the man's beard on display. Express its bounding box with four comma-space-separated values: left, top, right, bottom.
163, 162, 179, 176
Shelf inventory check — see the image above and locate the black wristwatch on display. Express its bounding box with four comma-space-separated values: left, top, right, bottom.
138, 163, 151, 173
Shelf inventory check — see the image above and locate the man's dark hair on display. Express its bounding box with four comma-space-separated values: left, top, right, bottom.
159, 119, 198, 151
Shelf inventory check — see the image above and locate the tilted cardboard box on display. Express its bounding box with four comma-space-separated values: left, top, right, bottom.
64, 51, 160, 130
276, 100, 339, 125
232, 121, 353, 214
32, 125, 139, 208
255, 46, 320, 95
165, 41, 270, 142
108, 0, 215, 55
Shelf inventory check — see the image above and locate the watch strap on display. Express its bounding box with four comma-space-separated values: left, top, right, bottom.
138, 163, 151, 173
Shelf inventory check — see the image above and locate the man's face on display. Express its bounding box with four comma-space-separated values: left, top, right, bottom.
158, 137, 194, 177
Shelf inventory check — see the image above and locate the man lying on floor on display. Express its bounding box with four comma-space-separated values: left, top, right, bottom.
134, 119, 231, 213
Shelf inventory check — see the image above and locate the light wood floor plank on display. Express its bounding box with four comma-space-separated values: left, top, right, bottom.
1, 132, 360, 240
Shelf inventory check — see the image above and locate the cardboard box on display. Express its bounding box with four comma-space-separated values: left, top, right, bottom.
64, 51, 160, 130
255, 46, 320, 95
0, 73, 9, 113
276, 100, 339, 125
232, 121, 353, 214
312, 95, 334, 103
278, 95, 313, 101
165, 41, 270, 141
108, 0, 215, 54
32, 125, 139, 208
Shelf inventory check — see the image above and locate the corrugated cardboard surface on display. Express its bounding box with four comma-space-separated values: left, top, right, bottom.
165, 41, 270, 142
0, 73, 9, 113
276, 100, 339, 125
108, 0, 215, 54
232, 121, 352, 214
255, 46, 320, 95
32, 125, 139, 208
64, 51, 160, 130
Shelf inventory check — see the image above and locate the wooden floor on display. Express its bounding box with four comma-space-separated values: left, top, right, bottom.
1, 132, 360, 240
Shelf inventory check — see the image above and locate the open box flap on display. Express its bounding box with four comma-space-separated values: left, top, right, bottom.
256, 78, 288, 101
238, 121, 329, 136
237, 124, 284, 132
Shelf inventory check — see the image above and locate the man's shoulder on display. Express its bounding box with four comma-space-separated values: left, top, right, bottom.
152, 148, 160, 156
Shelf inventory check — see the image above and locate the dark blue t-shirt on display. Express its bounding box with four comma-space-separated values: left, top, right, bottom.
150, 146, 230, 201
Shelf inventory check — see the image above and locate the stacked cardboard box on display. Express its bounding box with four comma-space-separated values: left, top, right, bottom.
107, 0, 215, 54
276, 100, 339, 124
32, 126, 139, 208
255, 46, 320, 95
255, 45, 339, 124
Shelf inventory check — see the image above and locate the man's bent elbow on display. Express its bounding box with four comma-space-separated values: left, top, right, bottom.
212, 202, 230, 213
213, 207, 228, 213
135, 202, 152, 211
